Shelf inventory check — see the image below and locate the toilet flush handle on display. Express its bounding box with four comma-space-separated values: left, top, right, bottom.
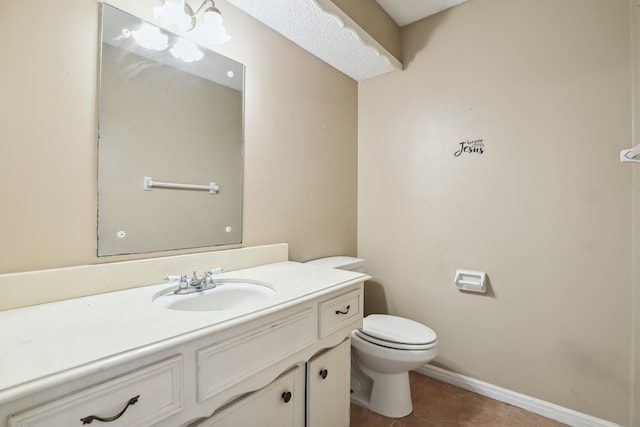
319, 369, 328, 379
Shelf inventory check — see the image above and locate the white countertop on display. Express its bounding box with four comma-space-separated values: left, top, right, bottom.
0, 261, 368, 404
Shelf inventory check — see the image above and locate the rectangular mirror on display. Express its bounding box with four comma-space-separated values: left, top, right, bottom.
97, 4, 244, 256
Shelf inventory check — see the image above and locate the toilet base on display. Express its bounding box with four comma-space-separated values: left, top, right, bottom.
351, 365, 413, 418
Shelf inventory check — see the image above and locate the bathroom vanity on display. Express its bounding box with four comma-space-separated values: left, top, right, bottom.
0, 260, 367, 426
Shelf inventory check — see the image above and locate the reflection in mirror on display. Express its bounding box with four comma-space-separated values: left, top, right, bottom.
97, 4, 244, 256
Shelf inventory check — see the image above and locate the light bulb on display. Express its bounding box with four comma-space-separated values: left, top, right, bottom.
169, 39, 204, 62
193, 8, 230, 45
153, 0, 194, 32
131, 23, 169, 51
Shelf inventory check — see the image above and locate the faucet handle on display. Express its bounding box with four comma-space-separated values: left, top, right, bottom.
179, 275, 189, 289
168, 275, 189, 289
208, 267, 223, 275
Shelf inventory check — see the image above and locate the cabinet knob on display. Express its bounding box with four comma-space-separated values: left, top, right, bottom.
319, 368, 328, 379
281, 391, 292, 403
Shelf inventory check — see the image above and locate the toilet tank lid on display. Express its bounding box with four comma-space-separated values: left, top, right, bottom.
363, 314, 437, 345
306, 256, 365, 271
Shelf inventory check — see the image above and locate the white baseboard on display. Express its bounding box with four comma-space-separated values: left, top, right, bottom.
414, 365, 621, 427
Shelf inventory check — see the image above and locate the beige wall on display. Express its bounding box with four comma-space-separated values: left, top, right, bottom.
0, 0, 357, 274
358, 0, 633, 424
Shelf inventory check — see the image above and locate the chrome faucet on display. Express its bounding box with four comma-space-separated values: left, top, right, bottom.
166, 268, 223, 295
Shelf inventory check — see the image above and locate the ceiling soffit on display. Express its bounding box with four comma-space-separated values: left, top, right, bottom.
227, 0, 402, 81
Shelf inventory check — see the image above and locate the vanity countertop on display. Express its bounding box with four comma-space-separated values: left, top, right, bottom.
0, 261, 368, 404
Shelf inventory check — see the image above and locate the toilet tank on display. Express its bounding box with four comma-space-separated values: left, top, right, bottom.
306, 256, 366, 273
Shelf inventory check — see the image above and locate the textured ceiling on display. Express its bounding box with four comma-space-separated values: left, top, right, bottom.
226, 0, 468, 81
227, 0, 402, 81
376, 0, 468, 26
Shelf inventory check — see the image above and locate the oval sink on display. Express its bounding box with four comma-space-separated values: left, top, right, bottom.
153, 279, 275, 312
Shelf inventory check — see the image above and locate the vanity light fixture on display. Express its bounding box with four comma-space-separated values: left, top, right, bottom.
153, 0, 231, 45
170, 38, 204, 62
130, 23, 169, 50
153, 0, 193, 32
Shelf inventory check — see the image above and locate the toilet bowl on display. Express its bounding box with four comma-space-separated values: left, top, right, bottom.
351, 314, 437, 417
306, 256, 438, 418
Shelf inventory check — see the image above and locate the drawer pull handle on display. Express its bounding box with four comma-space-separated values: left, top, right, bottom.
319, 368, 328, 379
80, 395, 140, 424
335, 305, 350, 315
281, 391, 292, 403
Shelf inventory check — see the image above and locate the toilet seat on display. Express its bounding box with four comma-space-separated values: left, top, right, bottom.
357, 314, 437, 350
354, 330, 436, 350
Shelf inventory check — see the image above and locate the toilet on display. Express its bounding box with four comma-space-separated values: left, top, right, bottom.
306, 256, 438, 418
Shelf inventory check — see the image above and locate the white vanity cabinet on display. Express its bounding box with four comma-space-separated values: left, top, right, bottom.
0, 262, 366, 427
193, 288, 361, 427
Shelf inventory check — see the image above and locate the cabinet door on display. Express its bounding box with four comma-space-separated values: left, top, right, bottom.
307, 339, 350, 427
196, 366, 304, 427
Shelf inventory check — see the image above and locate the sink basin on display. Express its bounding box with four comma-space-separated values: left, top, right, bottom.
153, 279, 275, 311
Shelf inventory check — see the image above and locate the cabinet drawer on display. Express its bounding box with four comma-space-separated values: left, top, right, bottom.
9, 356, 183, 427
198, 309, 313, 402
318, 290, 362, 338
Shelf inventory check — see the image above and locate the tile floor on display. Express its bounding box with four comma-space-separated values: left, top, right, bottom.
350, 372, 568, 427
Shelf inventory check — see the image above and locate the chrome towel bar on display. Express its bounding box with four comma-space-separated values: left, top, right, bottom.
143, 176, 219, 194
